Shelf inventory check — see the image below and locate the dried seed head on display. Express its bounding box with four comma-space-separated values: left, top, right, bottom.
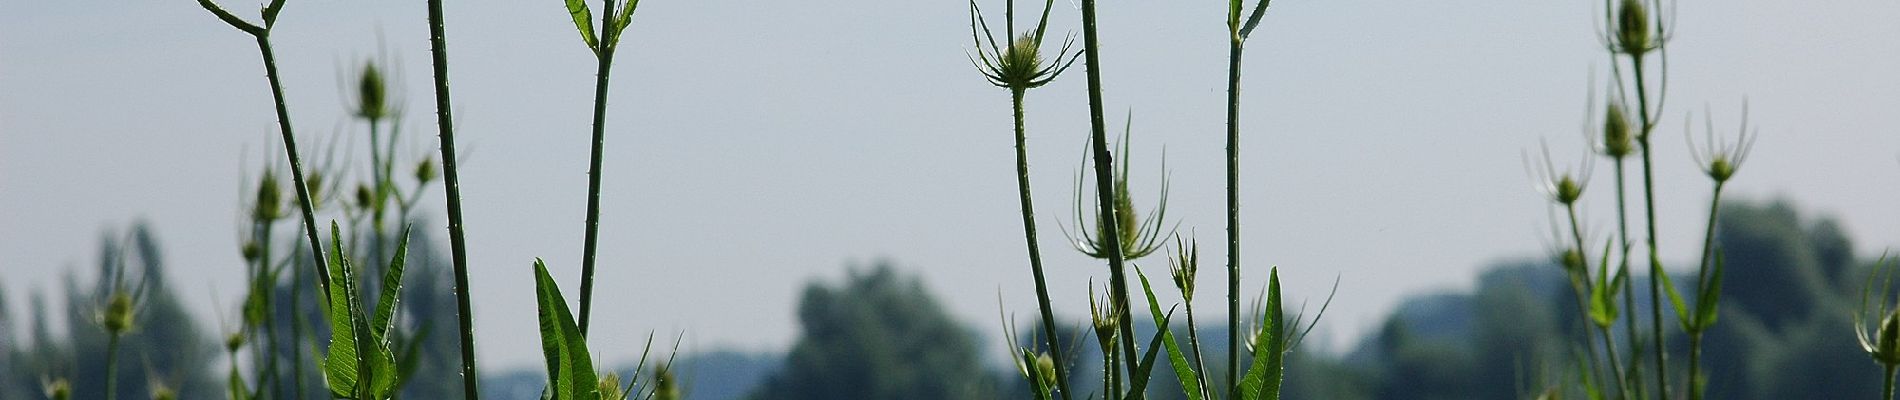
356, 61, 389, 123
45, 378, 71, 400
253, 171, 283, 221
1616, 0, 1651, 56
1601, 103, 1635, 158
103, 291, 134, 335
415, 157, 437, 183
225, 331, 247, 352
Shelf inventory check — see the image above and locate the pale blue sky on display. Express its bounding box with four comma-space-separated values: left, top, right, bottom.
4, 0, 1898, 371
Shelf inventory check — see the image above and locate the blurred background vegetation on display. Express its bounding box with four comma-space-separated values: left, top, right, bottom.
0, 198, 1887, 399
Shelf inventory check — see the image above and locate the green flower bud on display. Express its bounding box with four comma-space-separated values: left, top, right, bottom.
226, 331, 247, 353
1034, 352, 1057, 386
240, 240, 262, 263
103, 291, 134, 335
356, 62, 388, 123
354, 184, 375, 209
1560, 248, 1586, 275
253, 171, 283, 221
45, 378, 71, 400
415, 157, 437, 183
1602, 103, 1635, 158
1617, 0, 1651, 56
1707, 157, 1736, 183
1555, 175, 1583, 205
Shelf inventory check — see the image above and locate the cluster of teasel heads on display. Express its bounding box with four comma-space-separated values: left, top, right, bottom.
1525, 0, 1774, 398
187, 0, 683, 397
970, 0, 1330, 398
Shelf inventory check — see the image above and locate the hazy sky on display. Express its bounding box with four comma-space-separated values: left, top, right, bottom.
5, 0, 1898, 371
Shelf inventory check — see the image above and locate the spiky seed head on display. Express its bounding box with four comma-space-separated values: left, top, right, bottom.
1602, 103, 1635, 158
415, 157, 438, 183
598, 373, 626, 400
45, 378, 71, 400
253, 171, 283, 221
103, 291, 134, 335
997, 35, 1045, 87
1616, 0, 1651, 56
356, 61, 388, 123
1878, 310, 1900, 365
225, 331, 246, 352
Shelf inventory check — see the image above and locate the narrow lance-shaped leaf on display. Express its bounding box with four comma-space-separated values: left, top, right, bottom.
535, 259, 600, 400
1236, 267, 1284, 400
610, 0, 641, 45
323, 223, 362, 396
566, 0, 599, 54
1695, 251, 1725, 328
1126, 306, 1174, 399
372, 227, 411, 340
1137, 269, 1204, 400
1656, 260, 1694, 333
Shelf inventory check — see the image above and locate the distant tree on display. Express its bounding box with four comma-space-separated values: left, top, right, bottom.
749, 262, 997, 400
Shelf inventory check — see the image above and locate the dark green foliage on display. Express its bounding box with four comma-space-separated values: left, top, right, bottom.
748, 263, 997, 400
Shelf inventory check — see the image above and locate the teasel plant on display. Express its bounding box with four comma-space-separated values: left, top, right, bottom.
1663, 104, 1755, 400
1858, 255, 1900, 400
314, 222, 420, 400
418, 0, 484, 395
967, 0, 1081, 395
1529, 142, 1632, 400
1594, 0, 1674, 395
1583, 79, 1647, 398
95, 242, 148, 400
559, 0, 642, 336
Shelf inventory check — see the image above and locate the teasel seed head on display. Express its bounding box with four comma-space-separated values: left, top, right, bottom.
1877, 310, 1900, 366
240, 240, 262, 263
598, 373, 626, 400
415, 156, 438, 183
305, 171, 327, 207
354, 183, 375, 209
653, 366, 680, 400
253, 171, 283, 221
1600, 102, 1635, 158
355, 61, 389, 123
225, 331, 246, 353
1169, 235, 1199, 301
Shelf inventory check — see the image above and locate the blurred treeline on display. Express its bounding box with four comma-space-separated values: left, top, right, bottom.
1, 199, 1886, 399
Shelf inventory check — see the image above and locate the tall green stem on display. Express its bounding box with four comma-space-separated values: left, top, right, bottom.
1563, 204, 1613, 397
1075, 0, 1141, 383
254, 33, 332, 296
1011, 88, 1076, 400
1884, 364, 1895, 400
1687, 182, 1725, 400
1614, 159, 1644, 395
422, 0, 482, 397
577, 0, 619, 336
106, 333, 122, 400
1224, 38, 1245, 394
1631, 55, 1669, 400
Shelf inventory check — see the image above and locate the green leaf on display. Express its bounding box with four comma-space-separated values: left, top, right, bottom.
373, 228, 410, 339
1695, 252, 1725, 328
1655, 261, 1693, 333
1137, 270, 1203, 400
566, 0, 599, 54
535, 259, 600, 400
1125, 306, 1173, 399
610, 0, 641, 45
323, 223, 362, 397
1236, 268, 1285, 400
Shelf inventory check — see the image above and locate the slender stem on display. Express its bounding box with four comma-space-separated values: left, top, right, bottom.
422, 0, 482, 397
578, 0, 619, 336
1615, 158, 1644, 397
105, 333, 122, 400
1568, 204, 1629, 399
1225, 38, 1245, 395
257, 222, 281, 398
1884, 364, 1895, 400
369, 121, 387, 233
1687, 333, 1702, 400
1631, 54, 1670, 400
1686, 182, 1724, 400
1075, 0, 1141, 383
253, 33, 331, 297
1182, 297, 1211, 398
291, 245, 307, 400
1011, 88, 1076, 400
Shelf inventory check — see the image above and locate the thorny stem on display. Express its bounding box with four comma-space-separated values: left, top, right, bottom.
1225, 38, 1246, 395
1181, 294, 1211, 398
578, 0, 620, 336
1076, 0, 1142, 384
253, 33, 332, 299
1011, 88, 1076, 400
423, 0, 482, 397
1632, 55, 1670, 400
